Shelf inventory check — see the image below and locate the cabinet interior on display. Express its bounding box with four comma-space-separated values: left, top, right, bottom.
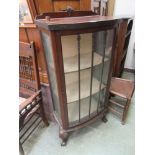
61, 30, 114, 124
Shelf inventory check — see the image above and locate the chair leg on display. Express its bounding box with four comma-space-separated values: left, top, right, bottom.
121, 99, 130, 125
19, 141, 24, 155
102, 114, 108, 123
40, 98, 49, 126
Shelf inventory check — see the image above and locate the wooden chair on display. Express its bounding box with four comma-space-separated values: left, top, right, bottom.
108, 77, 134, 125
19, 41, 49, 155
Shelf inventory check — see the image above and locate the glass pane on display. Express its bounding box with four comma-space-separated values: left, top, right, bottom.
40, 31, 61, 120
93, 30, 114, 109
19, 0, 33, 24
61, 29, 114, 125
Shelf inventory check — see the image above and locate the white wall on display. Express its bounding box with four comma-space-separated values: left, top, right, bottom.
114, 0, 135, 69
91, 0, 135, 69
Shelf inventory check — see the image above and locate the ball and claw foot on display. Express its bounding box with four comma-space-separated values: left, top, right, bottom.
61, 140, 67, 146
59, 129, 69, 146
42, 119, 49, 127
121, 121, 125, 125
102, 116, 108, 123
45, 121, 49, 126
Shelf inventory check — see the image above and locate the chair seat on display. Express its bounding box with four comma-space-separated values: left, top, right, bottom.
109, 77, 134, 99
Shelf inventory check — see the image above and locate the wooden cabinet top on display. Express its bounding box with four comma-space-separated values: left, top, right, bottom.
35, 11, 132, 31
35, 15, 120, 30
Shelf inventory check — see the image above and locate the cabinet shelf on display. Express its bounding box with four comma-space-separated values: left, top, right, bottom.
68, 96, 103, 123
64, 52, 109, 73
65, 69, 106, 103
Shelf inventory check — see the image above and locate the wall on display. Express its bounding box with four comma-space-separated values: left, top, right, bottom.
114, 0, 135, 69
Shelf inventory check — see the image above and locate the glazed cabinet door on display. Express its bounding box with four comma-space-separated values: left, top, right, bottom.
60, 29, 115, 127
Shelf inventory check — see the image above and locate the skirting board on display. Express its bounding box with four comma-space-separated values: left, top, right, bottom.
124, 68, 135, 74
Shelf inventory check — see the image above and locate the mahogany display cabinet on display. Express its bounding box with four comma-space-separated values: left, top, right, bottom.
35, 12, 122, 146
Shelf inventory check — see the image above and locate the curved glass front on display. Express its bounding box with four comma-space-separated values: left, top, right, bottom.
61, 29, 115, 127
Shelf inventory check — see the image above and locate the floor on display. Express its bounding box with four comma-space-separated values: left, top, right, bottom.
23, 71, 135, 155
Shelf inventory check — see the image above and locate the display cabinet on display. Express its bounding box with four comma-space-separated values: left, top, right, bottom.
35, 11, 120, 145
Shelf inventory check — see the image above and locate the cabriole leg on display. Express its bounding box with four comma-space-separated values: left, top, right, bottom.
102, 114, 108, 123
59, 128, 69, 146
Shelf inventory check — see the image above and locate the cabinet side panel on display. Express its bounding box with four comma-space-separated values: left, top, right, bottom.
40, 31, 61, 121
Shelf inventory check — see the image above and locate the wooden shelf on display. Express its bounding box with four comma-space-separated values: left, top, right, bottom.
65, 69, 106, 103
64, 52, 109, 73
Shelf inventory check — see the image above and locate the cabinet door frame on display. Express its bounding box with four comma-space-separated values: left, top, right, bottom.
51, 23, 118, 130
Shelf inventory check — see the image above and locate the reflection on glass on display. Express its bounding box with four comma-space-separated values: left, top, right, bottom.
19, 0, 33, 23
61, 30, 114, 125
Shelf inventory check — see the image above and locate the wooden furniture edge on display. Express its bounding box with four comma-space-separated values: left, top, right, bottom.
19, 23, 37, 28
19, 90, 41, 111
